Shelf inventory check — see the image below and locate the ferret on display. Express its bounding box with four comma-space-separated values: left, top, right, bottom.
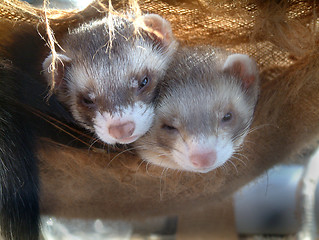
42, 13, 178, 145
134, 47, 260, 173
0, 13, 177, 240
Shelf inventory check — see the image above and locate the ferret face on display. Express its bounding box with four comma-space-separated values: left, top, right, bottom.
135, 50, 259, 173
60, 40, 169, 145
43, 14, 177, 144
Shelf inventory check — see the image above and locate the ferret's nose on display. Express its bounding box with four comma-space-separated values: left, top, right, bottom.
190, 151, 216, 168
108, 121, 135, 140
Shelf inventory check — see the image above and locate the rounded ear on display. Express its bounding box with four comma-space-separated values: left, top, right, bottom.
138, 14, 176, 49
42, 53, 71, 89
222, 54, 259, 89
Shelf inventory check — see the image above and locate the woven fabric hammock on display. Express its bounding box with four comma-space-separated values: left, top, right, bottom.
0, 0, 319, 222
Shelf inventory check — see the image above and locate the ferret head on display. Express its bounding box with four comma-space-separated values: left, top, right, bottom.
42, 14, 178, 144
135, 49, 259, 173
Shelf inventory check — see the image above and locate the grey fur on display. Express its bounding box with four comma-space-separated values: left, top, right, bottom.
42, 13, 178, 144
135, 46, 260, 172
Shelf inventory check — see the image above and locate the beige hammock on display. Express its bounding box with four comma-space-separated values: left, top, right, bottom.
0, 0, 319, 236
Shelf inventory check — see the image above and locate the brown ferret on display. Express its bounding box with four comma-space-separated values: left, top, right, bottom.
42, 13, 178, 145
134, 46, 260, 173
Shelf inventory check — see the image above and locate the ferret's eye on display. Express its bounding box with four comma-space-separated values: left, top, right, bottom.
162, 124, 178, 133
222, 112, 232, 122
139, 76, 149, 90
81, 96, 95, 108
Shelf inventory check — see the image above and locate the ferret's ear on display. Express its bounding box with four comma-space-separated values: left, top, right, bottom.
42, 53, 71, 89
222, 54, 259, 89
140, 14, 175, 48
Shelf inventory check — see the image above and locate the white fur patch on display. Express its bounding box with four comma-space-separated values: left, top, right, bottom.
93, 101, 154, 144
130, 79, 139, 88
172, 135, 233, 173
88, 92, 96, 100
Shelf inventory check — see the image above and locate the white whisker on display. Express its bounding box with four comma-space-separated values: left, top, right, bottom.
233, 152, 248, 162
107, 146, 138, 168
231, 155, 247, 167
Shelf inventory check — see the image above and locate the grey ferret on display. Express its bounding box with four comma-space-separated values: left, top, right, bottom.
134, 46, 259, 173
42, 13, 178, 144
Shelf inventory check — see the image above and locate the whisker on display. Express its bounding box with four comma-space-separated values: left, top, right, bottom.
175, 169, 184, 186
233, 152, 249, 162
159, 167, 169, 201
28, 108, 93, 148
145, 161, 153, 176
106, 146, 138, 168
242, 139, 256, 145
135, 159, 147, 173
247, 123, 274, 134
88, 138, 101, 152
227, 160, 238, 175
220, 164, 228, 175
88, 135, 100, 144
25, 105, 96, 141
231, 155, 247, 167
22, 105, 121, 154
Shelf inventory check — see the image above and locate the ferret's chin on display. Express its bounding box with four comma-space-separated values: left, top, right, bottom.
182, 157, 231, 173
96, 133, 141, 145
188, 166, 217, 173
171, 155, 224, 173
172, 163, 219, 173
117, 135, 141, 144
173, 163, 211, 173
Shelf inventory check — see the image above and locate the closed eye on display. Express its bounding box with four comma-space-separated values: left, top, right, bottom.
81, 95, 96, 109
161, 124, 178, 133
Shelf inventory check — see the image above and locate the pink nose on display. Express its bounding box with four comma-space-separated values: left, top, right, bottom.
190, 151, 216, 168
108, 121, 135, 140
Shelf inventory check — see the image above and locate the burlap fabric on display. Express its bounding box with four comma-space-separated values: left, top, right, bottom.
0, 0, 318, 220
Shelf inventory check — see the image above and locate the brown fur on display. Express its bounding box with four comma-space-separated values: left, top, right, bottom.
1, 0, 319, 221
